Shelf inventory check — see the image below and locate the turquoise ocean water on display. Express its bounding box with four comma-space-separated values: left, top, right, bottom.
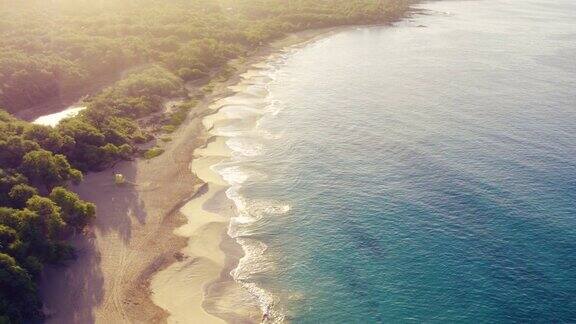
217, 0, 576, 322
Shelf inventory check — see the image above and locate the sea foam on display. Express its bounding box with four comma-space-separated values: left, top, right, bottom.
207, 53, 292, 323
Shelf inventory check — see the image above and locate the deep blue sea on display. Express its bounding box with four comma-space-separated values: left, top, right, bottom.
221, 0, 576, 322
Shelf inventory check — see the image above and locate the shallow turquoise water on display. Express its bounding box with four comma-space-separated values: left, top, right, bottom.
222, 0, 576, 322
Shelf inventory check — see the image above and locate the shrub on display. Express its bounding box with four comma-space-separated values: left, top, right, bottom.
143, 147, 165, 159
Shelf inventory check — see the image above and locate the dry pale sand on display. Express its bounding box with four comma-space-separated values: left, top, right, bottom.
39, 26, 345, 324
150, 183, 228, 324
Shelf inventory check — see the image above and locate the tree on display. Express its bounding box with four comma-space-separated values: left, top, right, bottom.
0, 136, 41, 168
0, 253, 42, 323
0, 169, 27, 206
19, 150, 82, 189
49, 187, 95, 228
25, 196, 65, 237
118, 144, 133, 160
0, 225, 17, 253
23, 124, 74, 153
0, 208, 23, 233
8, 184, 38, 209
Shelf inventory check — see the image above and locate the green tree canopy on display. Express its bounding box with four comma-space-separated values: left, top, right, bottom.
49, 187, 95, 229
19, 150, 83, 189
8, 184, 38, 209
0, 253, 42, 323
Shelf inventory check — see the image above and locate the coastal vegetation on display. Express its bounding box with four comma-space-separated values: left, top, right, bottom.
0, 0, 409, 114
0, 0, 410, 322
143, 147, 166, 160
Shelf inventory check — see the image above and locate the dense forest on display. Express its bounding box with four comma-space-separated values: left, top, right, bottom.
0, 0, 409, 113
0, 0, 410, 322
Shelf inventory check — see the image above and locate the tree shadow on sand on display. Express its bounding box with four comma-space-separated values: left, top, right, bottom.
40, 234, 104, 323
39, 160, 148, 322
85, 161, 149, 243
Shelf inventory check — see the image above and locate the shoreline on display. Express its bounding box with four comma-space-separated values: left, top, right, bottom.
149, 26, 355, 323
39, 25, 354, 324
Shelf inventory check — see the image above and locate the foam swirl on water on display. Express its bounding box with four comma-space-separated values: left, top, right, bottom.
226, 137, 264, 157
215, 164, 267, 185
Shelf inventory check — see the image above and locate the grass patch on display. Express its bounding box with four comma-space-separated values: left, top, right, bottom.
161, 125, 176, 133
143, 147, 165, 159
161, 99, 199, 134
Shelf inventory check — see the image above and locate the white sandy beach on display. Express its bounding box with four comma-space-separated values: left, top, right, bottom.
39, 27, 345, 324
